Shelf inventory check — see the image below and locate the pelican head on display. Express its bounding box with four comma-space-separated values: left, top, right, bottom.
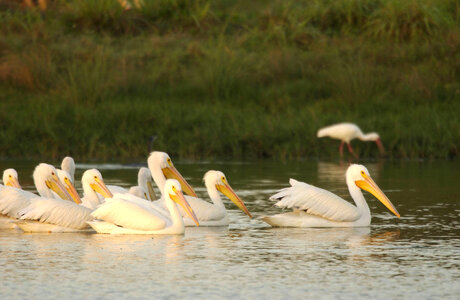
347, 164, 399, 218
204, 170, 253, 218
56, 169, 81, 204
82, 169, 113, 199
33, 163, 72, 200
129, 186, 148, 199
3, 168, 21, 189
148, 151, 197, 197
61, 156, 75, 181
165, 179, 199, 226
138, 167, 156, 200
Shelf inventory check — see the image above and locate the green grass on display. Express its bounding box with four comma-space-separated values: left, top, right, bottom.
0, 0, 459, 161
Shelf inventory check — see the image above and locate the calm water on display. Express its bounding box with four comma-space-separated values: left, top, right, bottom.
0, 159, 459, 299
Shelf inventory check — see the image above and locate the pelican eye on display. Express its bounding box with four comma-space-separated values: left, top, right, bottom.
94, 176, 98, 179
52, 172, 55, 176
361, 171, 365, 176
9, 175, 12, 178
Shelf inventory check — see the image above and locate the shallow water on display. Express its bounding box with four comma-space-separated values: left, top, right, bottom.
0, 159, 459, 299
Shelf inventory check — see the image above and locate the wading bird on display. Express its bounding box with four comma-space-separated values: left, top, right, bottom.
88, 179, 199, 235
262, 164, 399, 227
317, 123, 384, 157
157, 170, 252, 226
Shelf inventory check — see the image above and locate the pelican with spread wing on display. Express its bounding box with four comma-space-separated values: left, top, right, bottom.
262, 164, 399, 227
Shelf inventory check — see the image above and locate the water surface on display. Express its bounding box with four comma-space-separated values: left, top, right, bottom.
0, 159, 459, 299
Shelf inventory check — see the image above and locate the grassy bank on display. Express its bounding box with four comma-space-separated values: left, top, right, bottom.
0, 0, 459, 161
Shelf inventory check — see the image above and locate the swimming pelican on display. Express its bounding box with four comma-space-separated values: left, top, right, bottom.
157, 170, 252, 226
262, 164, 399, 227
128, 186, 148, 199
317, 123, 384, 157
88, 179, 199, 234
147, 151, 197, 198
0, 164, 71, 229
80, 169, 113, 209
2, 168, 21, 189
60, 156, 75, 183
15, 169, 113, 232
107, 167, 157, 201
56, 169, 81, 204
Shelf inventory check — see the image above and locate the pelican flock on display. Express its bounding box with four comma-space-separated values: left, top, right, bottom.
0, 123, 400, 235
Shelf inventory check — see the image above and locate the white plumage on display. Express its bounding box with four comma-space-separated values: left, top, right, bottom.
0, 164, 72, 230
60, 156, 75, 183
88, 179, 199, 235
2, 168, 21, 189
15, 168, 113, 232
271, 179, 361, 222
317, 122, 384, 156
18, 198, 92, 231
107, 167, 156, 200
262, 164, 399, 227
0, 188, 35, 229
91, 197, 168, 231
155, 170, 252, 226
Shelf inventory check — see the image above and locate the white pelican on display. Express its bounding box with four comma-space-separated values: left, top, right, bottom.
15, 168, 113, 232
88, 179, 199, 235
128, 186, 148, 199
2, 168, 21, 189
60, 156, 75, 183
157, 170, 252, 226
147, 151, 197, 198
80, 169, 114, 210
56, 169, 82, 204
0, 164, 71, 230
107, 167, 157, 201
317, 123, 384, 157
262, 164, 399, 227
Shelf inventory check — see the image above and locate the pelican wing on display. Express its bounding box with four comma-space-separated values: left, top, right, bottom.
270, 179, 361, 222
19, 198, 93, 229
114, 193, 171, 220
91, 197, 167, 231
0, 187, 35, 218
107, 185, 128, 195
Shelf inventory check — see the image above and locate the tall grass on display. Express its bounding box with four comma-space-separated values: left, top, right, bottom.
0, 0, 458, 160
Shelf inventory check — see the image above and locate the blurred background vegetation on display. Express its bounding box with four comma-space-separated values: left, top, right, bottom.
0, 0, 459, 161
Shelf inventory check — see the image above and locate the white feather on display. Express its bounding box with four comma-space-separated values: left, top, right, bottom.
107, 185, 128, 195
19, 198, 93, 230
270, 178, 361, 222
91, 196, 168, 231
0, 187, 35, 218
